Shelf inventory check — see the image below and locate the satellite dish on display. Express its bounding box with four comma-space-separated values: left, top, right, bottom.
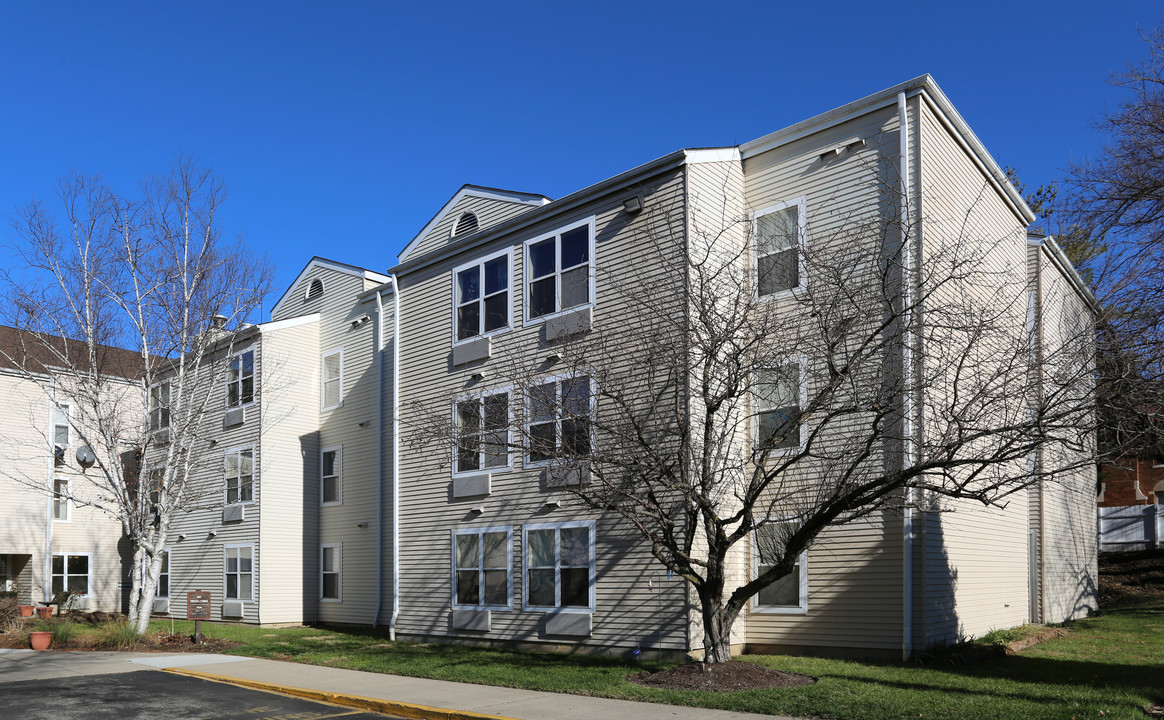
75, 446, 96, 468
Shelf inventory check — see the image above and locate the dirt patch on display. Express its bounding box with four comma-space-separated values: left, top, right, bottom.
1003, 627, 1067, 653
1099, 550, 1164, 606
629, 660, 815, 692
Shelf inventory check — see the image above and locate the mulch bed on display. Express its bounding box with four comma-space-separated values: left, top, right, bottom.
629, 660, 815, 692
1098, 550, 1164, 606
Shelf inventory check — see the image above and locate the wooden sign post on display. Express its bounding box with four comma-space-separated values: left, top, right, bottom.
186, 590, 211, 644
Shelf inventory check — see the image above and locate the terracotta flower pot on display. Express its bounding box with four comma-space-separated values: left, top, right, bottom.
29, 631, 52, 651
19, 605, 34, 617
35, 606, 53, 619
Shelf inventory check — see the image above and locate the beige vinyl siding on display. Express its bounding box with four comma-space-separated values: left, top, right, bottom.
0, 372, 128, 611
739, 104, 908, 655
406, 195, 543, 263
257, 318, 321, 624
393, 167, 691, 653
315, 269, 381, 625
1036, 249, 1098, 622
915, 95, 1033, 641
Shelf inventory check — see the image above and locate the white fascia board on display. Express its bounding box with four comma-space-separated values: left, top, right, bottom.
684, 148, 741, 164
270, 258, 391, 318
258, 313, 321, 333
398, 187, 552, 263
739, 74, 1034, 225
1033, 235, 1101, 312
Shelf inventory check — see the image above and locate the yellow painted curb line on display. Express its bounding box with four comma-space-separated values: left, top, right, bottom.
163, 666, 521, 720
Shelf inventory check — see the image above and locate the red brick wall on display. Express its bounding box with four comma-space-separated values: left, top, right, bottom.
1098, 458, 1164, 507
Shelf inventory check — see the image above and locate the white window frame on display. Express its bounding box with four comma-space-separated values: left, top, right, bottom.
52, 402, 72, 448
320, 543, 342, 603
150, 380, 171, 431
226, 348, 256, 408
450, 526, 513, 611
453, 387, 513, 476
52, 477, 71, 523
521, 520, 596, 614
752, 356, 808, 454
321, 445, 343, 506
142, 548, 171, 599
224, 445, 256, 507
223, 543, 255, 602
750, 521, 809, 615
524, 373, 597, 468
451, 247, 514, 345
50, 551, 93, 599
751, 196, 807, 301
523, 216, 597, 324
321, 348, 344, 411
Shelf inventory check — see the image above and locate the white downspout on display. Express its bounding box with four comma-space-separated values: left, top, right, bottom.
373, 287, 386, 627
387, 275, 401, 641
44, 380, 56, 604
898, 91, 915, 661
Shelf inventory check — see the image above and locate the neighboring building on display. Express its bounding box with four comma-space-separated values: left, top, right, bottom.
1098, 458, 1162, 507
128, 75, 1099, 659
0, 327, 136, 612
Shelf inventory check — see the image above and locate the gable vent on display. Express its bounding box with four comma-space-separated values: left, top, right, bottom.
306, 278, 324, 301
453, 212, 479, 237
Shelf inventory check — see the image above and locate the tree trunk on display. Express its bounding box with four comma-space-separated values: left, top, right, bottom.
700, 593, 737, 663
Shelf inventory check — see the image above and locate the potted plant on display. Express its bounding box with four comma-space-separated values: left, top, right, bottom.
19, 605, 35, 617
35, 605, 53, 619
29, 630, 52, 650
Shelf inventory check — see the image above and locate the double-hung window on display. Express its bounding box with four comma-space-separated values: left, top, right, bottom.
454, 250, 511, 342
53, 404, 71, 446
455, 391, 510, 474
51, 553, 91, 596
527, 375, 593, 465
150, 381, 171, 431
321, 446, 342, 505
224, 544, 254, 601
525, 217, 595, 321
523, 521, 595, 612
753, 197, 806, 298
52, 478, 71, 522
321, 543, 341, 602
225, 448, 254, 505
752, 522, 808, 613
322, 349, 343, 410
753, 361, 804, 452
156, 550, 170, 598
452, 527, 512, 610
227, 350, 254, 407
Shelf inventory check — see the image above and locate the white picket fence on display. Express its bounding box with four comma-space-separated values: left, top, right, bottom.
1098, 504, 1164, 551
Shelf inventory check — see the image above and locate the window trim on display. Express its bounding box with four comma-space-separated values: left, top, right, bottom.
52, 477, 72, 523
149, 380, 171, 432
321, 445, 343, 506
752, 356, 808, 455
223, 445, 256, 507
522, 216, 597, 325
750, 521, 809, 615
223, 543, 255, 603
521, 520, 596, 614
142, 548, 171, 599
523, 373, 597, 469
450, 526, 514, 611
51, 551, 93, 599
751, 196, 807, 301
451, 247, 515, 346
52, 402, 72, 448
320, 542, 342, 603
452, 386, 514, 476
226, 347, 257, 409
321, 348, 344, 411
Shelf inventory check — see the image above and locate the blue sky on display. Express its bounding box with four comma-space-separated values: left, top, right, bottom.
1, 1, 1159, 317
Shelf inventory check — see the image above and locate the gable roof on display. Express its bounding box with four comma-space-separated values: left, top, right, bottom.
269, 256, 391, 319
0, 325, 142, 380
397, 184, 551, 263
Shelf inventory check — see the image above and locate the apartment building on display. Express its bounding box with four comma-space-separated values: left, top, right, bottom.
144, 74, 1096, 659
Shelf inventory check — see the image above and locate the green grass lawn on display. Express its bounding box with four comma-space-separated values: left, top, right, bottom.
147, 599, 1163, 720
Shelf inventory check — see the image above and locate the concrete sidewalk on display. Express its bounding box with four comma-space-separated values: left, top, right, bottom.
0, 650, 798, 720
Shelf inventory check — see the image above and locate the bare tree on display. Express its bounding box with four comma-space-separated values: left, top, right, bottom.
1, 159, 272, 635
409, 175, 1098, 663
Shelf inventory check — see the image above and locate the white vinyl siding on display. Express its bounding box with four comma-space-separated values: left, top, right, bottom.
522, 521, 595, 613
451, 527, 512, 610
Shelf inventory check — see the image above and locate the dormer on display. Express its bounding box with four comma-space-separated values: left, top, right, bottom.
397, 185, 551, 264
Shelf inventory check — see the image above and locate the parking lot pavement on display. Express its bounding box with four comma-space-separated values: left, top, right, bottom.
0, 669, 403, 720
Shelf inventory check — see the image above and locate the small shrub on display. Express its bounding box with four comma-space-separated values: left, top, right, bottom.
0, 595, 19, 627
47, 619, 80, 644
97, 621, 140, 649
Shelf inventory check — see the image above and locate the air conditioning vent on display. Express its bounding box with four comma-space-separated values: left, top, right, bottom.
306, 278, 324, 301
453, 212, 479, 237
